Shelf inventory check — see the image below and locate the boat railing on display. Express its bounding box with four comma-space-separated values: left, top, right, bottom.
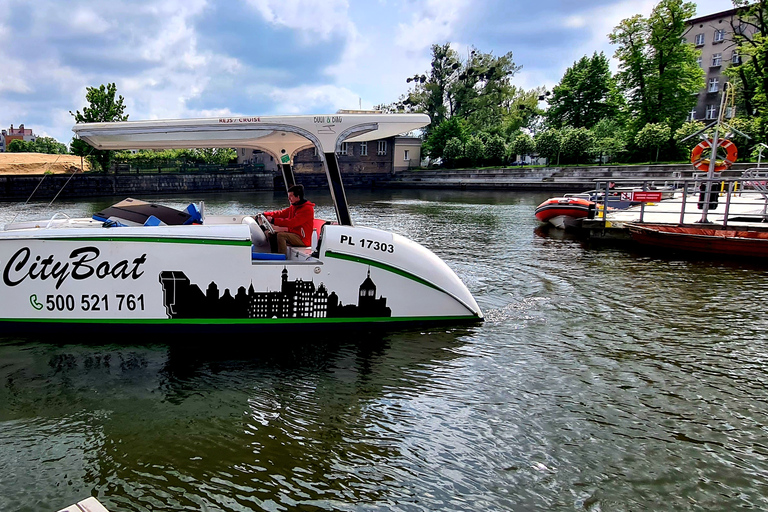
591, 176, 768, 227
45, 212, 72, 229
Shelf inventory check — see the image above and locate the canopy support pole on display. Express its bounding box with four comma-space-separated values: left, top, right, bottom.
280, 163, 295, 191
324, 152, 352, 226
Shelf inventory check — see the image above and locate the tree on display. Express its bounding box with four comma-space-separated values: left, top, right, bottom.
423, 117, 468, 161
510, 132, 535, 163
609, 0, 703, 131
70, 83, 129, 172
443, 137, 464, 167
728, 1, 768, 135
464, 135, 485, 167
534, 129, 562, 165
485, 135, 508, 166
33, 136, 68, 154
546, 52, 622, 129
673, 120, 706, 158
398, 44, 520, 134
635, 122, 672, 161
560, 127, 594, 164
590, 118, 628, 163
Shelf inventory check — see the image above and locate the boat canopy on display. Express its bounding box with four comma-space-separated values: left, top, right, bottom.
72, 112, 430, 164
73, 112, 430, 226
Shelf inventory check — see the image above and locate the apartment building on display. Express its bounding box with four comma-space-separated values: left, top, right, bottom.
684, 7, 754, 122
1, 124, 37, 152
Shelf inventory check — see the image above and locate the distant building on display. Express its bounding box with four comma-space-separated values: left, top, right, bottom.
684, 7, 756, 121
292, 136, 422, 174
235, 136, 422, 174
1, 124, 37, 152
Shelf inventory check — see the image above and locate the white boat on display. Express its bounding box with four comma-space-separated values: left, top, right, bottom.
0, 113, 483, 333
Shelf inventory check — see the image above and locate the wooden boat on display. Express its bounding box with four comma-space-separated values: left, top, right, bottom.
534, 197, 595, 229
627, 222, 768, 259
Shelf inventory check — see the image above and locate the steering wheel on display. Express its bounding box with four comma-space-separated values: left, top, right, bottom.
255, 213, 276, 235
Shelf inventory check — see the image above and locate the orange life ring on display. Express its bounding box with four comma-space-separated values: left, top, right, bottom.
691, 138, 738, 171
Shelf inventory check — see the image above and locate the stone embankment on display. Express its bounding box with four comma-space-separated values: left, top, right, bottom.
0, 162, 758, 201
387, 163, 757, 191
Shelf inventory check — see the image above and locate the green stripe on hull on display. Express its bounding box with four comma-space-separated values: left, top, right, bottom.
0, 315, 479, 325
324, 250, 440, 291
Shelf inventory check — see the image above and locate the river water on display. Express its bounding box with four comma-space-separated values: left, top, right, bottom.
1, 189, 767, 511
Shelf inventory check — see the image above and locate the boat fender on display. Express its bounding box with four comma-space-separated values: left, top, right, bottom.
697, 182, 719, 210
587, 202, 597, 220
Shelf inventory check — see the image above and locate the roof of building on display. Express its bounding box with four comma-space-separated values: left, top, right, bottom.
686, 6, 743, 25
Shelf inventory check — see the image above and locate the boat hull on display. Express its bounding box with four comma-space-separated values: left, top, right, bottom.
534, 198, 594, 228
627, 223, 768, 259
0, 223, 482, 333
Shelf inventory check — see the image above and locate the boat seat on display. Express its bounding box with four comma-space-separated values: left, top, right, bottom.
252, 251, 286, 260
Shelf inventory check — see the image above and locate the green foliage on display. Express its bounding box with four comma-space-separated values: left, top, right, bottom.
7, 139, 31, 152
728, 1, 768, 129
534, 129, 562, 164
635, 122, 672, 161
114, 148, 238, 167
7, 137, 67, 154
443, 137, 464, 167
423, 117, 468, 160
464, 135, 485, 166
510, 132, 535, 161
673, 120, 706, 158
70, 83, 129, 172
502, 87, 546, 137
590, 118, 628, 162
726, 116, 759, 158
485, 134, 508, 165
609, 0, 703, 131
33, 136, 68, 154
560, 127, 594, 164
397, 43, 520, 135
69, 137, 92, 158
546, 52, 622, 129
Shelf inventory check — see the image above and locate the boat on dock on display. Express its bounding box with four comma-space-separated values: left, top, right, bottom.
534, 196, 595, 229
627, 222, 768, 259
0, 113, 483, 333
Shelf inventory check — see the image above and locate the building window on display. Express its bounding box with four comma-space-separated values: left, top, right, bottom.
726, 106, 735, 118
732, 52, 741, 64
708, 78, 719, 92
695, 33, 705, 46
360, 141, 367, 156
339, 142, 349, 156
714, 29, 726, 42
706, 104, 717, 119
377, 140, 387, 155
712, 53, 722, 67
696, 55, 702, 68
688, 107, 697, 121
735, 23, 746, 35
404, 149, 410, 161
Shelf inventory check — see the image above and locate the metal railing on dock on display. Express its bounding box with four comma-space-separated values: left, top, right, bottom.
587, 169, 768, 228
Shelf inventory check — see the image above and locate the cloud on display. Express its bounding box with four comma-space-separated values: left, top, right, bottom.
245, 0, 353, 41
395, 0, 471, 50
0, 0, 741, 145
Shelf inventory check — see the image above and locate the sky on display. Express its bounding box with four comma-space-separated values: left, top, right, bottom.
0, 0, 735, 146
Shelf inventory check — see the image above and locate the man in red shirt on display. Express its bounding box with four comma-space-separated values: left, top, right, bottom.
263, 184, 315, 254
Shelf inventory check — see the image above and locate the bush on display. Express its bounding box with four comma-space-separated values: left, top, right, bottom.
465, 135, 485, 167
443, 137, 464, 168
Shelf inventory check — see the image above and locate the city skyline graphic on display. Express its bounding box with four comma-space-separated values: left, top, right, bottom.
159, 267, 391, 319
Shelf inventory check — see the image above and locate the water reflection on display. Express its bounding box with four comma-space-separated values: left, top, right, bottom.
3, 190, 768, 511
0, 328, 476, 511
